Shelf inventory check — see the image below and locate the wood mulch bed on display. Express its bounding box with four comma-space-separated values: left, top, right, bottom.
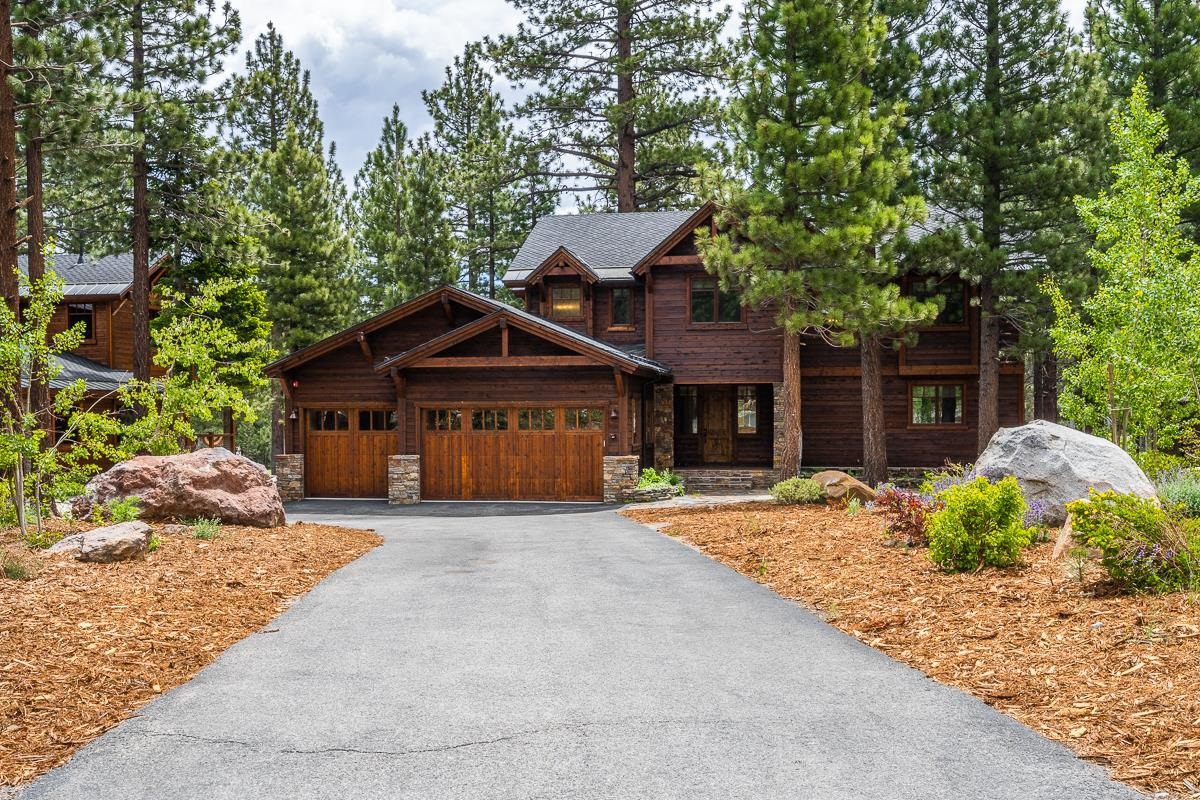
0, 520, 381, 786
625, 502, 1200, 800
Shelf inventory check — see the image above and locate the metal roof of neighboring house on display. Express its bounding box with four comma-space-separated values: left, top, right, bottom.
46, 353, 133, 392
504, 209, 701, 284
16, 251, 165, 297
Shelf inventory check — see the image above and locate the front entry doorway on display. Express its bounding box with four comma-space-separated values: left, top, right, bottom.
674, 384, 773, 468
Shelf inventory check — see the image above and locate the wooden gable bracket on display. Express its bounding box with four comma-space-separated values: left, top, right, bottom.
441, 293, 455, 326
499, 318, 509, 357
357, 331, 374, 365
279, 376, 294, 403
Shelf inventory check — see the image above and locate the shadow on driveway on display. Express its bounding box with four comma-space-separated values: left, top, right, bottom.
285, 498, 611, 519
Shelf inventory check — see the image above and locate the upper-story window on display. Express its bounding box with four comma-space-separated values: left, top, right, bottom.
548, 285, 583, 320
68, 303, 96, 342
610, 287, 632, 328
911, 276, 966, 327
689, 276, 742, 325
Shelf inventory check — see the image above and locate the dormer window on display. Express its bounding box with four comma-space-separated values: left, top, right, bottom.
689, 276, 742, 325
610, 287, 631, 328
549, 285, 583, 320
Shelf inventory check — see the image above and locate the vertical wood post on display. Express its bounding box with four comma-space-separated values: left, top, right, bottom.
644, 273, 654, 359
391, 367, 407, 453
614, 368, 628, 454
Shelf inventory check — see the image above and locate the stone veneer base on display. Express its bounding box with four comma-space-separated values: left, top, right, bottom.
388, 455, 421, 505
603, 455, 640, 504
274, 454, 304, 502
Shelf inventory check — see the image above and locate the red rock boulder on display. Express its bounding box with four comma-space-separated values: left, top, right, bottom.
73, 448, 285, 528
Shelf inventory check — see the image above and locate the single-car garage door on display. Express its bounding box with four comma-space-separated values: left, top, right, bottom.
421, 405, 605, 501
305, 408, 396, 497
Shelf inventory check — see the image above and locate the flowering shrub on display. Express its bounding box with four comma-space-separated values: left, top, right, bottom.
927, 477, 1034, 572
873, 485, 942, 546
1067, 490, 1200, 593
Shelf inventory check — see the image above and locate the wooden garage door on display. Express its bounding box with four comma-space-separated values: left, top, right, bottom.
306, 409, 396, 497
421, 406, 605, 501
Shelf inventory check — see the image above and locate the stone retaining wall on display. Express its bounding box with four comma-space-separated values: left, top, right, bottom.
388, 455, 421, 505
603, 455, 640, 503
274, 454, 304, 502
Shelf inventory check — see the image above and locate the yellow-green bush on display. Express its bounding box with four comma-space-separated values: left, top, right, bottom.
927, 476, 1033, 572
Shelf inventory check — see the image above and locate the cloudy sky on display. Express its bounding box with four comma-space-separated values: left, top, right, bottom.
230, 0, 1091, 181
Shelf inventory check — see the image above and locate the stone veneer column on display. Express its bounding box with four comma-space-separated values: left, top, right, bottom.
772, 383, 786, 472
274, 454, 304, 502
388, 455, 421, 505
652, 383, 674, 470
603, 455, 640, 503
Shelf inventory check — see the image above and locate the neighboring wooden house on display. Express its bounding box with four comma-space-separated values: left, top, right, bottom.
265, 205, 1023, 503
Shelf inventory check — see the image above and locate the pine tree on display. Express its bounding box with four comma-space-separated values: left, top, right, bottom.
423, 44, 528, 297
395, 138, 456, 301
922, 0, 1107, 449
486, 0, 729, 211
1087, 0, 1200, 216
246, 126, 355, 352
351, 105, 408, 311
221, 21, 323, 156
700, 0, 928, 481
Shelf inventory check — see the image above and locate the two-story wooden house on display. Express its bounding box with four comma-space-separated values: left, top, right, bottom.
264, 205, 1024, 503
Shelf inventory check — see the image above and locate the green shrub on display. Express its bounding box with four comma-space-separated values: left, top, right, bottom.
1067, 491, 1199, 593
770, 477, 823, 504
90, 496, 142, 525
1133, 450, 1191, 480
1156, 468, 1200, 518
927, 476, 1034, 572
147, 533, 161, 553
191, 517, 221, 541
21, 526, 64, 550
1, 548, 36, 581
638, 467, 683, 490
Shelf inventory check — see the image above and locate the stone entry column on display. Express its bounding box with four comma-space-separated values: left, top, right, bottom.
652, 383, 674, 470
275, 454, 304, 501
388, 455, 420, 505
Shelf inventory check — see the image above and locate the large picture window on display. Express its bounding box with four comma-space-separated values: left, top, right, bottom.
68, 303, 96, 342
910, 276, 967, 327
689, 277, 742, 324
911, 384, 964, 426
549, 285, 583, 320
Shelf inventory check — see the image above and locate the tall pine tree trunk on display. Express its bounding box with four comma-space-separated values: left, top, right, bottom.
25, 122, 50, 429
130, 0, 151, 381
0, 0, 17, 315
977, 0, 1002, 453
780, 329, 802, 478
614, 6, 636, 212
860, 334, 887, 486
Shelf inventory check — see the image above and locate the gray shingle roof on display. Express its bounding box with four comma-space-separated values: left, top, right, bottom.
45, 353, 132, 392
504, 209, 700, 284
16, 251, 160, 297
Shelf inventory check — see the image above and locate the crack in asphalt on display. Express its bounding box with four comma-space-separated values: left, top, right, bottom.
127, 717, 753, 760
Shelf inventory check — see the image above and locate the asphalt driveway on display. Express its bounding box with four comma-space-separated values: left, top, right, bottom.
19, 501, 1141, 800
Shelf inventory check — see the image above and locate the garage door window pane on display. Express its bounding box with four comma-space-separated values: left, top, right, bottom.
471, 408, 509, 431
518, 408, 556, 430
359, 410, 399, 431
309, 409, 349, 431
426, 409, 462, 431
564, 407, 603, 430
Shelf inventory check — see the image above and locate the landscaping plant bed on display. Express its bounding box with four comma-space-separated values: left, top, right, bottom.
625, 503, 1200, 799
0, 520, 381, 786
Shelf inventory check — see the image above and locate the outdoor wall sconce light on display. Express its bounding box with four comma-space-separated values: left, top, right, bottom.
288, 409, 299, 420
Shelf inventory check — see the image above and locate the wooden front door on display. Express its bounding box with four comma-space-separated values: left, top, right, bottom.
421, 405, 604, 501
701, 387, 734, 464
305, 408, 395, 498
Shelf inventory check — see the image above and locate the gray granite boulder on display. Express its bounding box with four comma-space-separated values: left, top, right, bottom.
48, 521, 152, 562
973, 420, 1155, 526
73, 448, 285, 527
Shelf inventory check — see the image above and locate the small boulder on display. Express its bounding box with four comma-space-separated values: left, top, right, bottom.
47, 521, 152, 563
73, 448, 285, 528
974, 420, 1156, 527
811, 470, 877, 503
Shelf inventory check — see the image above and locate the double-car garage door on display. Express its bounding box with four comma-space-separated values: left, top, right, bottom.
304, 405, 605, 501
